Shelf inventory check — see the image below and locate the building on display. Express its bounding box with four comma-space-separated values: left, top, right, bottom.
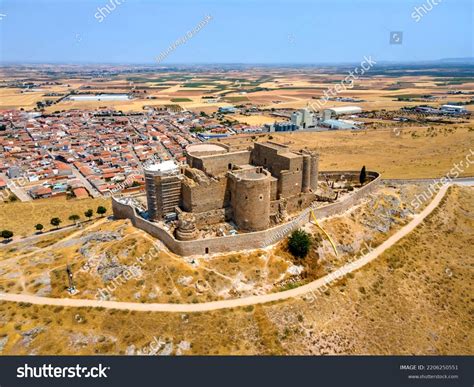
144, 160, 181, 222
142, 141, 319, 236
320, 119, 358, 130
29, 186, 52, 199
73, 187, 90, 199
322, 106, 362, 120
197, 132, 230, 140
440, 105, 467, 114
273, 122, 298, 132
218, 105, 237, 114
291, 108, 315, 129
7, 166, 21, 179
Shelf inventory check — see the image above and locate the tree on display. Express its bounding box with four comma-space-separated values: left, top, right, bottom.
97, 206, 107, 217
35, 224, 44, 232
84, 209, 93, 220
359, 165, 367, 186
69, 214, 80, 224
50, 217, 62, 229
1, 230, 13, 242
288, 229, 312, 259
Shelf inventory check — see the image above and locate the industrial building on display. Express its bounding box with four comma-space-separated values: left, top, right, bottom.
322, 106, 362, 120
291, 108, 315, 129
319, 119, 358, 130
218, 105, 237, 114
273, 122, 299, 132
317, 106, 363, 130
440, 105, 468, 114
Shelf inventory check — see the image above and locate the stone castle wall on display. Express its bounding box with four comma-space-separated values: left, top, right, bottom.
278, 169, 303, 198
188, 150, 251, 176
181, 177, 228, 213
112, 171, 380, 256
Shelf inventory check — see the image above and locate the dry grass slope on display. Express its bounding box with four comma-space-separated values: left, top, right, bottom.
0, 196, 111, 237
0, 186, 471, 355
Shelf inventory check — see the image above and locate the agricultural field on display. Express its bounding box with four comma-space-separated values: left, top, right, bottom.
0, 88, 49, 110
6, 66, 473, 118
231, 114, 277, 125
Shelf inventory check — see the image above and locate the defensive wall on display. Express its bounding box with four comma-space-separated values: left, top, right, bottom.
112, 171, 380, 256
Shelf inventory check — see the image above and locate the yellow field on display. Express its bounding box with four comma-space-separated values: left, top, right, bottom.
231, 114, 276, 125
273, 127, 474, 178
0, 88, 45, 110
0, 196, 112, 237
244, 127, 474, 178
15, 71, 472, 114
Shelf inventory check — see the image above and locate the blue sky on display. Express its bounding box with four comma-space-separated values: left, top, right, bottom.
0, 0, 472, 64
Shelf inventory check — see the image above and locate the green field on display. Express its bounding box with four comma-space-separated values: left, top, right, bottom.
170, 98, 192, 102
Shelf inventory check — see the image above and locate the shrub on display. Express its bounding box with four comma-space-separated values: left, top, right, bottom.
1, 230, 13, 241
50, 217, 61, 228
288, 229, 312, 258
97, 206, 107, 217
84, 209, 93, 220
359, 165, 367, 185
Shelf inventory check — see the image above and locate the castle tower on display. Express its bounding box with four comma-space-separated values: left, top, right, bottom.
310, 153, 319, 191
144, 161, 181, 222
228, 168, 271, 231
302, 154, 311, 193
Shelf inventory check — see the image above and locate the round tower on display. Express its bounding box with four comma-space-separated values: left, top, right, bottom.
310, 153, 319, 191
229, 169, 271, 231
302, 154, 311, 193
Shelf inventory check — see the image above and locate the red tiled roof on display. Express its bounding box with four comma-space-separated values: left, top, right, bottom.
73, 187, 89, 199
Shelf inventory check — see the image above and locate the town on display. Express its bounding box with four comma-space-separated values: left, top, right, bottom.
0, 98, 470, 201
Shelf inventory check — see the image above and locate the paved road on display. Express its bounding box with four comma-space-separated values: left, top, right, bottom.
0, 184, 451, 312
0, 173, 32, 202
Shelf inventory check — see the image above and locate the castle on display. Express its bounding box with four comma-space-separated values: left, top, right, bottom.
144, 141, 319, 239
112, 141, 380, 255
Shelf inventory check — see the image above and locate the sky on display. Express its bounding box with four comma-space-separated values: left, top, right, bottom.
0, 0, 472, 64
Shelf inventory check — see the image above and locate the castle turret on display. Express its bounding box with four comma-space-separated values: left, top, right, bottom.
302, 154, 311, 193
228, 168, 271, 231
310, 153, 319, 191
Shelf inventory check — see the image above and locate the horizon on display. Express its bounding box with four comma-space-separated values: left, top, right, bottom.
2, 58, 474, 67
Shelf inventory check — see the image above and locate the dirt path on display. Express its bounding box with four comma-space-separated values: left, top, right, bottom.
0, 184, 451, 312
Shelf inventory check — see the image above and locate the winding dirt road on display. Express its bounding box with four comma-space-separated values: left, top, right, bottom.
0, 184, 450, 312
